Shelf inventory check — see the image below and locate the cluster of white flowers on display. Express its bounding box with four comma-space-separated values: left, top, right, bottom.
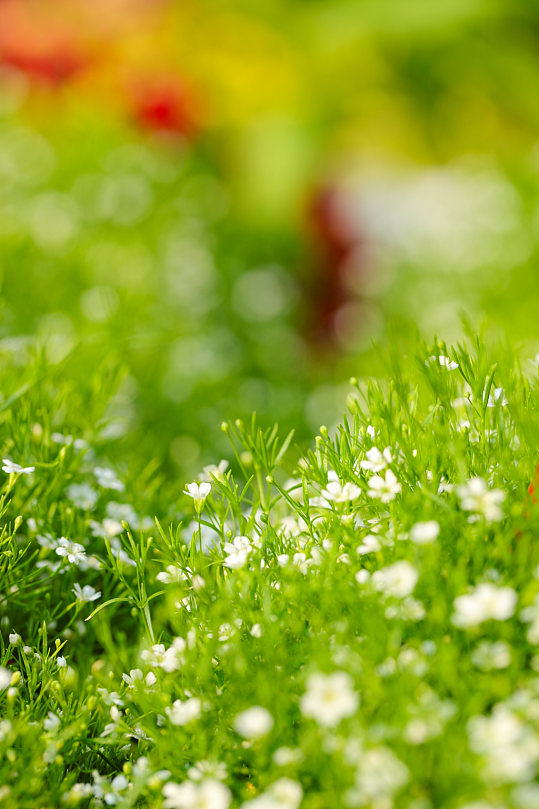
452, 583, 517, 628
223, 536, 253, 569
359, 446, 392, 473
457, 477, 505, 523
468, 705, 539, 783
300, 671, 358, 727
163, 779, 231, 809
345, 746, 409, 807
367, 469, 401, 503
166, 697, 202, 726
372, 560, 418, 599
241, 778, 303, 809
141, 637, 187, 672
321, 471, 361, 504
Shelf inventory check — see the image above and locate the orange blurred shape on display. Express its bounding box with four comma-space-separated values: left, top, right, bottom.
0, 0, 93, 86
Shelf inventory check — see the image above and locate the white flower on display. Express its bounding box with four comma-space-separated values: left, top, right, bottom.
428, 355, 459, 370
457, 478, 505, 523
185, 482, 211, 512
106, 501, 139, 526
94, 467, 124, 491
367, 469, 401, 503
223, 536, 252, 569
0, 667, 11, 689
521, 594, 539, 643
122, 669, 157, 688
55, 538, 87, 566
410, 520, 440, 545
91, 772, 129, 806
66, 483, 99, 510
72, 583, 101, 602
43, 712, 61, 733
234, 706, 274, 738
452, 583, 517, 628
372, 561, 418, 598
273, 747, 304, 767
360, 447, 393, 473
300, 671, 358, 727
241, 778, 303, 809
2, 459, 34, 475
200, 460, 229, 483
357, 534, 381, 555
471, 641, 512, 670
467, 705, 539, 783
163, 779, 231, 809
487, 387, 508, 407
141, 644, 167, 667
166, 697, 202, 726
188, 761, 228, 782
157, 565, 189, 584
349, 746, 409, 804
161, 638, 188, 673
321, 478, 361, 503
8, 633, 21, 646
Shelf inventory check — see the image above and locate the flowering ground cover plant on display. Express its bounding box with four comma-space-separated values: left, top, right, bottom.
2, 338, 539, 808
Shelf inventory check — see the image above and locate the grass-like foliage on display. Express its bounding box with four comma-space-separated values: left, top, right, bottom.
2, 338, 539, 809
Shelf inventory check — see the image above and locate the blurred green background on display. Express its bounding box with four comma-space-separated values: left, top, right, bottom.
1, 0, 539, 475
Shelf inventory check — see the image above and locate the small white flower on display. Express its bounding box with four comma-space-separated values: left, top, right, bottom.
521, 594, 539, 643
360, 447, 393, 473
457, 478, 505, 523
2, 459, 34, 475
486, 387, 508, 407
223, 536, 252, 569
55, 538, 87, 566
357, 534, 381, 555
161, 637, 188, 672
242, 778, 303, 809
0, 667, 11, 689
410, 520, 440, 545
66, 483, 99, 510
72, 583, 101, 603
122, 669, 157, 688
185, 482, 211, 513
8, 633, 21, 646
43, 712, 61, 733
428, 355, 458, 370
157, 565, 189, 584
188, 761, 228, 782
300, 671, 358, 727
367, 469, 401, 503
372, 561, 418, 599
163, 779, 231, 809
273, 747, 304, 767
166, 697, 202, 726
321, 477, 361, 504
94, 466, 124, 491
471, 641, 512, 670
452, 583, 517, 628
234, 706, 274, 738
200, 460, 229, 483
